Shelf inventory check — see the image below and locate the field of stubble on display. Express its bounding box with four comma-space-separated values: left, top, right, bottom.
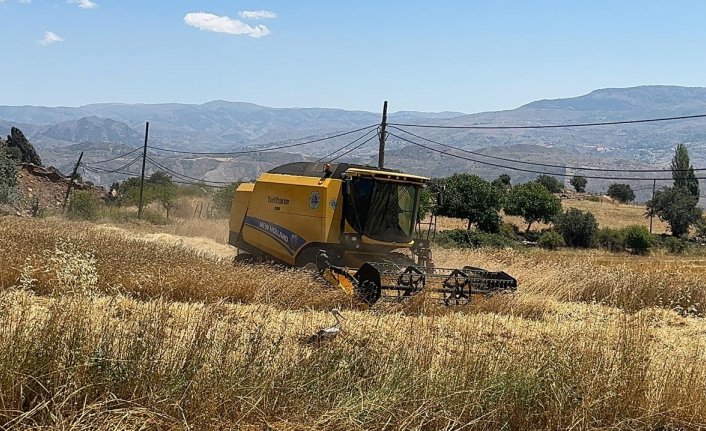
1, 216, 706, 430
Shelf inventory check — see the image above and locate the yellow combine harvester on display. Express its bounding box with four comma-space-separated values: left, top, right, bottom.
229, 162, 517, 305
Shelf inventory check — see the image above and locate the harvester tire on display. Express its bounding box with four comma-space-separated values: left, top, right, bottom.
355, 279, 381, 305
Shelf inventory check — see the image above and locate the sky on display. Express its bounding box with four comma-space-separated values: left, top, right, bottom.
1, 1, 706, 113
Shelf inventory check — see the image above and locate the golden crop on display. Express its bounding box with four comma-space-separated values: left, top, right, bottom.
1, 216, 706, 430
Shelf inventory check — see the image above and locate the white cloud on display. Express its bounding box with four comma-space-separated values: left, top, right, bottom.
67, 0, 97, 9
18, 0, 32, 4
184, 12, 270, 38
238, 10, 277, 20
39, 31, 64, 45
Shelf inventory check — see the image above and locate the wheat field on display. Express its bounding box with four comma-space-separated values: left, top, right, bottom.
2, 216, 706, 430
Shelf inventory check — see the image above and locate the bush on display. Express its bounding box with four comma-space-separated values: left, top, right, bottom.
0, 146, 19, 204
595, 228, 625, 252
141, 209, 171, 225
570, 175, 587, 193
499, 221, 520, 240
623, 225, 652, 255
435, 229, 516, 249
538, 231, 565, 250
67, 191, 101, 221
662, 236, 689, 254
213, 182, 240, 216
555, 208, 598, 248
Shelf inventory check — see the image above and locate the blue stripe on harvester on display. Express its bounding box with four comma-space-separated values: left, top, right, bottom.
244, 216, 307, 255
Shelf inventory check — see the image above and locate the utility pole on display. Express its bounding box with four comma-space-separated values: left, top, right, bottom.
62, 151, 84, 213
649, 179, 656, 233
138, 122, 149, 219
377, 101, 388, 168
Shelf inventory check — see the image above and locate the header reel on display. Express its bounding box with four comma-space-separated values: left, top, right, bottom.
316, 252, 517, 306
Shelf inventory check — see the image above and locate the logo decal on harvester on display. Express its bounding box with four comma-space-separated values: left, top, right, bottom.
244, 216, 306, 255
309, 191, 321, 209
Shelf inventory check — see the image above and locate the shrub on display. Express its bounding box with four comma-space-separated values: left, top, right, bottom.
555, 208, 598, 248
435, 229, 516, 249
0, 146, 19, 204
141, 209, 171, 225
500, 221, 520, 240
662, 236, 689, 254
538, 231, 565, 250
595, 228, 625, 252
213, 182, 240, 216
67, 191, 101, 221
623, 225, 652, 255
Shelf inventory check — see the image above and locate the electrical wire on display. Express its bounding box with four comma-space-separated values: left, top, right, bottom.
328, 134, 378, 162
146, 156, 233, 185
386, 131, 698, 181
315, 127, 379, 162
82, 155, 143, 174
149, 124, 378, 155
86, 147, 142, 164
389, 125, 706, 173
388, 113, 706, 130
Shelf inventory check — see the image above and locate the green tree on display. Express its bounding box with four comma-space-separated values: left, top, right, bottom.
535, 175, 564, 193
436, 174, 503, 231
538, 231, 565, 250
0, 146, 19, 203
491, 174, 512, 191
212, 182, 240, 216
504, 182, 562, 233
555, 208, 599, 248
570, 175, 587, 193
607, 183, 635, 203
646, 186, 701, 237
671, 143, 699, 198
147, 171, 174, 187
153, 183, 178, 218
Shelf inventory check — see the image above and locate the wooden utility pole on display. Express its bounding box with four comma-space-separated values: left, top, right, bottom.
62, 151, 84, 212
138, 122, 149, 219
649, 179, 656, 233
377, 101, 388, 168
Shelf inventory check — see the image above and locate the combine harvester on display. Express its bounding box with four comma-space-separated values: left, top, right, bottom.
229, 162, 517, 305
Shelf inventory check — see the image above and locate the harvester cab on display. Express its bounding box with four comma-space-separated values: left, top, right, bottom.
229, 162, 517, 305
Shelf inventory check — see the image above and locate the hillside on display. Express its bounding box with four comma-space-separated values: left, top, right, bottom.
1, 86, 705, 202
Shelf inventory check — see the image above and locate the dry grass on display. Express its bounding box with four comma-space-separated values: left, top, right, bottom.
2, 216, 706, 429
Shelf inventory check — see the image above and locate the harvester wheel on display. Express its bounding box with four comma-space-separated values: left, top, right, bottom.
355, 279, 382, 305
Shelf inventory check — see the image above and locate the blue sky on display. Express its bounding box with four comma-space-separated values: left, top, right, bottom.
1, 1, 706, 113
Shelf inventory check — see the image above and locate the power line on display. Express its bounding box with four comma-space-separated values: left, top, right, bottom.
82, 154, 143, 174
329, 134, 378, 162
388, 113, 706, 130
389, 125, 706, 173
386, 131, 699, 181
316, 127, 379, 162
149, 124, 378, 156
86, 147, 142, 164
146, 156, 233, 185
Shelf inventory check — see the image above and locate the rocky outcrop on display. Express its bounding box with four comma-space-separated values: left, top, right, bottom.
6, 127, 42, 166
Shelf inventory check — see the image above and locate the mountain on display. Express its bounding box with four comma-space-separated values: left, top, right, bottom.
1, 86, 705, 203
